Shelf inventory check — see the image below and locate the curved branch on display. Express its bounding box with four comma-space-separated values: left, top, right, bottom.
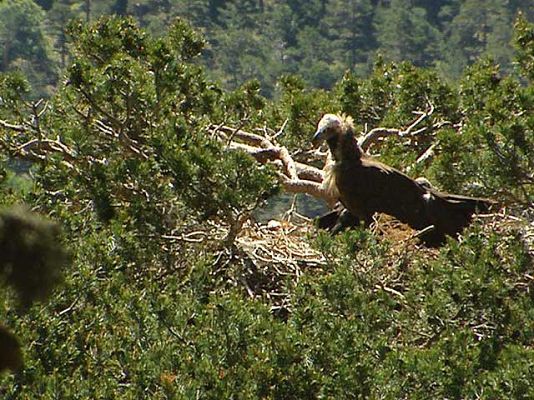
358, 128, 401, 151
211, 124, 334, 207
279, 175, 336, 206
212, 125, 272, 148
15, 138, 76, 161
358, 100, 436, 151
225, 136, 324, 183
0, 119, 26, 133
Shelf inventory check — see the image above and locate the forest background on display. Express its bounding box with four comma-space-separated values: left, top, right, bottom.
0, 0, 533, 398
2, 0, 534, 97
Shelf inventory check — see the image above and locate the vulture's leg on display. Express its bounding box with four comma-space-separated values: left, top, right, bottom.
419, 229, 447, 248
419, 196, 448, 247
346, 203, 373, 228
331, 208, 362, 234
315, 203, 361, 234
315, 209, 343, 231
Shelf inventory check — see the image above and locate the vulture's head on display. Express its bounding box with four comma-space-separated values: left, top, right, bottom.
312, 114, 343, 147
312, 113, 356, 148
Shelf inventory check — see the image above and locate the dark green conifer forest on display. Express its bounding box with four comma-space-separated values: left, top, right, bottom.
0, 1, 533, 398
1, 0, 533, 96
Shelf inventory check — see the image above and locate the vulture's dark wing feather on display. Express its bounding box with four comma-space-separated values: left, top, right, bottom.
336, 157, 429, 230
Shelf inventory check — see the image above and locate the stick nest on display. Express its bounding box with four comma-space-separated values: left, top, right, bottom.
210, 208, 532, 315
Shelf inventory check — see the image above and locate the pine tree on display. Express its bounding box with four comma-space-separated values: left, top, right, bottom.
438, 0, 514, 80
374, 0, 440, 67
294, 26, 338, 88
47, 0, 80, 69
169, 0, 213, 30
323, 0, 375, 75
0, 0, 58, 96
208, 0, 280, 93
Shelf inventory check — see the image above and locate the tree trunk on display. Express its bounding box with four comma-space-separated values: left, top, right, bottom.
2, 37, 11, 71
85, 0, 91, 22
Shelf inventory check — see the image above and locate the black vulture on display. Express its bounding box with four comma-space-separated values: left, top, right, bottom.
312, 114, 494, 247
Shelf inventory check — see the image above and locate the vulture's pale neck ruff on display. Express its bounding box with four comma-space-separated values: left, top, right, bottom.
313, 114, 362, 198
322, 153, 340, 199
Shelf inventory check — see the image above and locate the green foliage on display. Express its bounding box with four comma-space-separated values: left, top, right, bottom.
0, 72, 31, 120
437, 0, 515, 81
514, 12, 534, 82
0, 206, 69, 374
267, 75, 333, 152
0, 0, 58, 97
0, 12, 533, 399
46, 16, 276, 239
0, 325, 22, 373
323, 0, 375, 76
374, 0, 440, 67
430, 59, 533, 203
1, 221, 531, 397
302, 226, 534, 399
1, 0, 530, 95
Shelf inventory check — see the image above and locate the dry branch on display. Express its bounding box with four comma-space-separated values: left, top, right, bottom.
0, 119, 26, 133
15, 138, 76, 161
358, 100, 436, 150
278, 176, 332, 204
415, 142, 438, 165
209, 124, 335, 205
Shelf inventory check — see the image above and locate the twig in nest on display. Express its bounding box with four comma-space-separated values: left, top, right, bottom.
270, 118, 288, 142
401, 225, 435, 245
283, 195, 298, 221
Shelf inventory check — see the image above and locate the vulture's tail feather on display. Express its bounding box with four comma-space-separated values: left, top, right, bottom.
438, 193, 495, 214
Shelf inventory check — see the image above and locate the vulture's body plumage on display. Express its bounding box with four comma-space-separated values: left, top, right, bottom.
313, 114, 494, 246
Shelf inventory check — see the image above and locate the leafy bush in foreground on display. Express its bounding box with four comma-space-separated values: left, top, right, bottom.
0, 223, 532, 398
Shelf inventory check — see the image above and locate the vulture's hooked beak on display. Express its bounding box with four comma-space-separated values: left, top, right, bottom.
312, 114, 341, 147
311, 125, 328, 148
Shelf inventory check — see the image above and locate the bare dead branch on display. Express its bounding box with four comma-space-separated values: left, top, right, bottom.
405, 100, 434, 135
226, 139, 324, 183
415, 142, 438, 165
94, 119, 117, 137
270, 118, 288, 141
279, 146, 298, 180
0, 119, 26, 133
358, 100, 436, 151
15, 138, 76, 161
296, 164, 323, 183
210, 123, 335, 206
358, 127, 402, 150
212, 124, 272, 148
278, 174, 335, 205
119, 131, 149, 160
